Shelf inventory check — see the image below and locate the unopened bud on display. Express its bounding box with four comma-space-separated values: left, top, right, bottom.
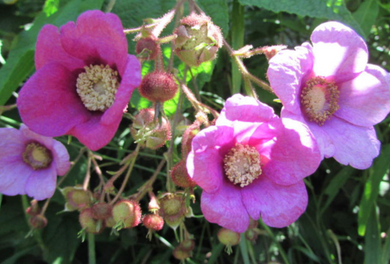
173, 246, 191, 260
158, 193, 187, 229
139, 71, 178, 103
217, 228, 241, 254
29, 215, 47, 229
143, 214, 164, 231
112, 200, 142, 229
91, 202, 112, 220
136, 37, 161, 60
79, 208, 105, 234
26, 200, 40, 216
62, 186, 93, 211
170, 161, 197, 189
181, 121, 200, 158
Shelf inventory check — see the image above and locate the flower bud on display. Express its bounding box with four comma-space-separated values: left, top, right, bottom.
112, 200, 142, 229
173, 246, 191, 261
136, 37, 161, 61
139, 71, 178, 103
91, 202, 112, 220
61, 186, 93, 211
217, 228, 241, 246
174, 13, 223, 67
79, 208, 105, 234
143, 214, 164, 231
29, 214, 47, 229
181, 121, 200, 158
26, 200, 40, 216
170, 161, 197, 189
148, 192, 160, 213
130, 108, 171, 150
158, 193, 187, 229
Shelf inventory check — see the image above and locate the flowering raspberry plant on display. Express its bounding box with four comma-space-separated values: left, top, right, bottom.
267, 21, 390, 169
0, 124, 70, 200
187, 94, 321, 232
17, 10, 141, 151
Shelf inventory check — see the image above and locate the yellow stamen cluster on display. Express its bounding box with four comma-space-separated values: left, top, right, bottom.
223, 144, 262, 187
301, 76, 340, 126
23, 142, 52, 170
76, 64, 119, 111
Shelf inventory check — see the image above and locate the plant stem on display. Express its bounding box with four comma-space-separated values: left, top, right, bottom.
88, 233, 96, 264
231, 0, 244, 95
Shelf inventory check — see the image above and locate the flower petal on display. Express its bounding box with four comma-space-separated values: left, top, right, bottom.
217, 94, 276, 126
60, 10, 128, 74
321, 117, 380, 169
0, 156, 32, 196
263, 117, 321, 185
20, 124, 53, 148
0, 127, 24, 158
267, 43, 314, 114
68, 55, 141, 150
25, 168, 57, 200
241, 177, 307, 228
187, 126, 235, 193
311, 21, 368, 82
336, 64, 390, 127
201, 180, 250, 233
17, 63, 89, 137
35, 24, 84, 71
51, 140, 71, 176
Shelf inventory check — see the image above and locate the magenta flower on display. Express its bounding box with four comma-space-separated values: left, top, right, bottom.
0, 124, 70, 200
17, 10, 141, 151
267, 21, 390, 169
186, 94, 321, 232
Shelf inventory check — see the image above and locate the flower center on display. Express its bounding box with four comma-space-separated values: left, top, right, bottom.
223, 144, 262, 187
76, 64, 119, 111
22, 142, 52, 170
301, 76, 340, 126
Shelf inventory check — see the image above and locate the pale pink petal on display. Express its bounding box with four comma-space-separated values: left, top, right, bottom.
25, 168, 57, 200
311, 21, 368, 82
321, 117, 380, 169
217, 93, 276, 126
17, 63, 89, 137
336, 64, 390, 126
267, 43, 314, 113
35, 24, 84, 71
201, 180, 250, 233
0, 156, 32, 195
0, 127, 24, 158
263, 118, 321, 185
51, 140, 71, 176
60, 10, 128, 74
186, 126, 235, 193
242, 177, 307, 228
19, 124, 53, 148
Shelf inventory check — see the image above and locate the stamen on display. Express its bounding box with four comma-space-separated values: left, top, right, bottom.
223, 144, 261, 187
76, 64, 119, 111
301, 76, 339, 125
23, 142, 52, 170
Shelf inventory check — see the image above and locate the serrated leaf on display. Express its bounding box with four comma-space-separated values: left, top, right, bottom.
0, 0, 106, 105
238, 0, 365, 38
352, 0, 379, 38
358, 144, 390, 236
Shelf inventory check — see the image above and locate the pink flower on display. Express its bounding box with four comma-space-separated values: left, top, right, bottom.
267, 21, 390, 169
17, 10, 141, 151
0, 124, 70, 200
186, 94, 321, 232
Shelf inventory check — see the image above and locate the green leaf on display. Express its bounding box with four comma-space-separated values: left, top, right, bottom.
321, 166, 355, 214
382, 227, 390, 264
364, 205, 381, 264
238, 0, 365, 38
352, 0, 379, 38
198, 0, 229, 36
0, 0, 105, 105
358, 144, 390, 236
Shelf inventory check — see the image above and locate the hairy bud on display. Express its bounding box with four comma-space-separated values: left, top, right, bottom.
170, 161, 197, 189
112, 200, 142, 229
139, 71, 178, 103
79, 208, 105, 234
29, 214, 47, 229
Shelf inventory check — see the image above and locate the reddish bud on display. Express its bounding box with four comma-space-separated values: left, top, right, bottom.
26, 200, 40, 216
143, 214, 164, 231
136, 37, 161, 60
148, 192, 160, 213
174, 13, 223, 67
139, 71, 178, 103
158, 193, 188, 229
91, 202, 112, 220
181, 121, 200, 158
79, 208, 105, 234
171, 161, 197, 189
262, 45, 287, 61
130, 108, 171, 150
29, 215, 47, 229
112, 200, 142, 229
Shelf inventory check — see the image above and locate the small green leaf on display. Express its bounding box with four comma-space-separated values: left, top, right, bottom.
364, 205, 381, 264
